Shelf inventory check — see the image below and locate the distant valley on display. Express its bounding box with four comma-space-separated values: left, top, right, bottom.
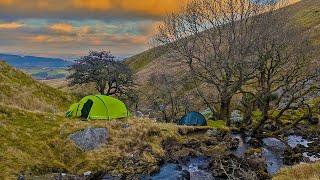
0, 53, 72, 80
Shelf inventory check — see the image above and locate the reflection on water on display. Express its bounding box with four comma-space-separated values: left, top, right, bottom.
262, 148, 284, 175
231, 134, 285, 175
151, 156, 214, 180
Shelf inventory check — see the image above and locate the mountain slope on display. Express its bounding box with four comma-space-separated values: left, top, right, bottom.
124, 47, 166, 73
125, 0, 320, 85
0, 54, 72, 69
0, 54, 72, 80
0, 61, 75, 113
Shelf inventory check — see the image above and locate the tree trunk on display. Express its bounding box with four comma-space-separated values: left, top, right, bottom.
169, 92, 176, 122
244, 107, 253, 126
189, 64, 218, 120
106, 86, 112, 96
195, 86, 218, 120
96, 81, 106, 95
219, 96, 231, 124
162, 110, 168, 123
253, 96, 270, 137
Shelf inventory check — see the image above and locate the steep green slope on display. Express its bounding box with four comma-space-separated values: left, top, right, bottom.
0, 61, 75, 113
124, 46, 165, 73
125, 0, 320, 80
288, 0, 320, 51
291, 0, 320, 29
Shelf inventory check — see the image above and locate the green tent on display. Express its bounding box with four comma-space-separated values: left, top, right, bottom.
66, 95, 130, 120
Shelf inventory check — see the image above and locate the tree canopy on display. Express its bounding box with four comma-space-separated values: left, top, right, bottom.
67, 51, 133, 96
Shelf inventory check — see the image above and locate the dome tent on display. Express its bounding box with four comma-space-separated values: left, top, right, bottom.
178, 112, 207, 126
66, 95, 130, 120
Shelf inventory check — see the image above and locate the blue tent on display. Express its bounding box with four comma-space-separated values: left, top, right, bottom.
178, 112, 207, 126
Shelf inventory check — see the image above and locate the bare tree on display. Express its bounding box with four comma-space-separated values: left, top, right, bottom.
67, 51, 134, 96
154, 0, 273, 123
147, 73, 191, 122
246, 9, 320, 136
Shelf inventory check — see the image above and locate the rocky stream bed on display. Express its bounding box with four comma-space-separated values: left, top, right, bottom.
26, 124, 320, 180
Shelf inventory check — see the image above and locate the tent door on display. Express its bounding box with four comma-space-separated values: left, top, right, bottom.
81, 100, 93, 119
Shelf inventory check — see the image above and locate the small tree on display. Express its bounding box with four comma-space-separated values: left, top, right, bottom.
147, 73, 192, 122
67, 51, 133, 96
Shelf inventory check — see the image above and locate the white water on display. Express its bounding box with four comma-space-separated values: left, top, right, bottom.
151, 157, 214, 180
287, 135, 313, 148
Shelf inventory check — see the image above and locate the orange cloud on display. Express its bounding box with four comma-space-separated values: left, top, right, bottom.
0, 0, 189, 19
0, 0, 14, 5
79, 26, 90, 34
49, 23, 73, 33
31, 35, 51, 43
72, 0, 186, 16
0, 0, 301, 19
89, 38, 103, 46
130, 35, 149, 44
118, 0, 187, 17
0, 22, 24, 29
73, 0, 112, 10
30, 34, 75, 43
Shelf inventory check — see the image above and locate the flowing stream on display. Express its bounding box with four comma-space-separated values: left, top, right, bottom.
231, 134, 286, 175
150, 156, 214, 180
148, 134, 318, 180
232, 134, 319, 175
287, 135, 320, 162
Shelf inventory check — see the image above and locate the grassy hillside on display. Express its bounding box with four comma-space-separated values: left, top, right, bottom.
124, 47, 166, 73
0, 64, 223, 178
40, 78, 98, 98
120, 0, 320, 114
125, 0, 320, 85
0, 64, 318, 180
0, 103, 225, 178
0, 61, 75, 113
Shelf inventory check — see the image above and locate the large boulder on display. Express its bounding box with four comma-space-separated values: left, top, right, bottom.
206, 129, 219, 137
134, 111, 144, 118
230, 110, 243, 124
69, 127, 108, 151
262, 138, 286, 152
201, 108, 214, 119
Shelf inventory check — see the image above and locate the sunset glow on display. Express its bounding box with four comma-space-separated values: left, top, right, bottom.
0, 0, 299, 59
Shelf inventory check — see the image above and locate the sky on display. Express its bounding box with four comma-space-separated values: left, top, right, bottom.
0, 0, 188, 59
0, 0, 300, 60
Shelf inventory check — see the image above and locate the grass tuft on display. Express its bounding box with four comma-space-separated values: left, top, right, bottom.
273, 162, 320, 180
0, 61, 75, 114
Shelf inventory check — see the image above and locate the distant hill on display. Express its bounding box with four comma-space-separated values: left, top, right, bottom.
0, 53, 72, 69
0, 54, 72, 79
0, 61, 75, 113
